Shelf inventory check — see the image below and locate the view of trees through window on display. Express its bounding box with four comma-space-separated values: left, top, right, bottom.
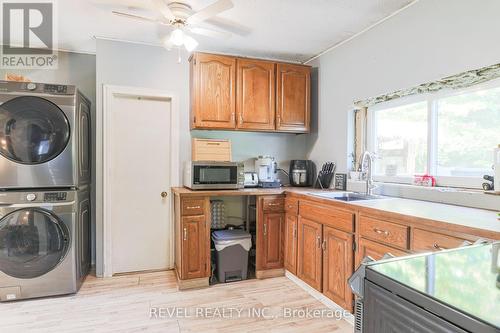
437, 86, 500, 177
371, 82, 500, 186
372, 102, 428, 176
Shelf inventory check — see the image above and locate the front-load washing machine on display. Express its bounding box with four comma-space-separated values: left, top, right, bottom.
0, 188, 90, 301
0, 80, 91, 189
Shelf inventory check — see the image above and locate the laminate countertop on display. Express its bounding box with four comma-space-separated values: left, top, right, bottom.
171, 187, 500, 239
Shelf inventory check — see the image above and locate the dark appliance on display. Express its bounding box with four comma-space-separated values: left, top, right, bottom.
349, 242, 500, 333
289, 160, 315, 187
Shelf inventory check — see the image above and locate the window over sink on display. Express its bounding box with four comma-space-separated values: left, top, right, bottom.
368, 79, 500, 189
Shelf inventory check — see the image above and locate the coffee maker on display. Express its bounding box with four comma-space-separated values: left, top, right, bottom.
289, 160, 315, 187
255, 156, 280, 188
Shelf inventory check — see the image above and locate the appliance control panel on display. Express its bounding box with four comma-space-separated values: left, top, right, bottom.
44, 192, 68, 202
44, 84, 68, 94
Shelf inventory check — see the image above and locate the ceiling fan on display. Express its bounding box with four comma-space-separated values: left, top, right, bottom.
111, 0, 235, 52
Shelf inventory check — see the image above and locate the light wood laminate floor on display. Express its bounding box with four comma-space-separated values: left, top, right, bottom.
0, 270, 354, 333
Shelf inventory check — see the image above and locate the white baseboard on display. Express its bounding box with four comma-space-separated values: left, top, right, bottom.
285, 271, 355, 326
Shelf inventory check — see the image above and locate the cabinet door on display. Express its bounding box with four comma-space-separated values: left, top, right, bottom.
356, 237, 408, 268
297, 217, 322, 291
276, 63, 310, 133
284, 213, 298, 275
181, 215, 208, 279
191, 53, 236, 129
260, 212, 284, 269
236, 59, 275, 131
322, 226, 353, 310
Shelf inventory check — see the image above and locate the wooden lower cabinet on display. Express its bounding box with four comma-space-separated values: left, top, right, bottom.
356, 237, 408, 268
181, 215, 209, 279
322, 226, 354, 310
297, 217, 322, 291
284, 213, 298, 274
258, 212, 285, 270
412, 228, 468, 253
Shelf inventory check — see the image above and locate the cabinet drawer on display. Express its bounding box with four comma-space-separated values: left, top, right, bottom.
284, 198, 299, 215
412, 229, 467, 252
359, 216, 409, 250
262, 197, 285, 212
182, 199, 205, 216
300, 201, 354, 233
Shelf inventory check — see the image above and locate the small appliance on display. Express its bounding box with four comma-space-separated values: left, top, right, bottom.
243, 172, 259, 188
184, 161, 244, 190
0, 188, 90, 301
0, 80, 91, 189
289, 160, 315, 187
255, 155, 280, 187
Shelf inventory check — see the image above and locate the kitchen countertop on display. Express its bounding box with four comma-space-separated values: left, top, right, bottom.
171, 186, 500, 238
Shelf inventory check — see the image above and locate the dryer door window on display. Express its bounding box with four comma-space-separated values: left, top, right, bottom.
0, 208, 70, 279
0, 96, 70, 164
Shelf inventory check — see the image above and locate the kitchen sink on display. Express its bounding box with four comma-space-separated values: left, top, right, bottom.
308, 192, 386, 202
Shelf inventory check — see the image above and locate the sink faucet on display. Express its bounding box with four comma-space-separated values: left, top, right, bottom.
361, 151, 376, 195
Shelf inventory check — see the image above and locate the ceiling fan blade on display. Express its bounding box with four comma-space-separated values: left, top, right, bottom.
112, 11, 169, 25
189, 27, 232, 40
187, 0, 233, 25
112, 11, 156, 22
205, 16, 251, 37
151, 0, 175, 21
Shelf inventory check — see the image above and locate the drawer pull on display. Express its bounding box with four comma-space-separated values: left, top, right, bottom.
433, 243, 447, 251
183, 227, 187, 241
268, 203, 281, 206
186, 205, 201, 210
373, 228, 390, 236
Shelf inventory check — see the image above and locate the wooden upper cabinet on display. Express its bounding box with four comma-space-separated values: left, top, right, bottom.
191, 53, 236, 129
297, 217, 322, 291
276, 63, 311, 133
190, 52, 311, 133
322, 226, 354, 310
236, 59, 275, 131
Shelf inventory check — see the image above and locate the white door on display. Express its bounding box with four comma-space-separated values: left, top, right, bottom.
108, 92, 171, 274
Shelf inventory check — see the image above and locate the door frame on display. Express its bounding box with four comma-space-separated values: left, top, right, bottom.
98, 85, 180, 277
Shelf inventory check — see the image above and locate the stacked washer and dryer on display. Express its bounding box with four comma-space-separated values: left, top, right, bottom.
0, 80, 91, 301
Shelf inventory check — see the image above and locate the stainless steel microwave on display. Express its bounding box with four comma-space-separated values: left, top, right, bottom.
184, 161, 245, 190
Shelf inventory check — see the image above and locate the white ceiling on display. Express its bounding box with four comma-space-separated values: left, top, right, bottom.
58, 0, 415, 62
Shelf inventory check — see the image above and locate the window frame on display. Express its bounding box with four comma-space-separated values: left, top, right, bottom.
367, 78, 500, 189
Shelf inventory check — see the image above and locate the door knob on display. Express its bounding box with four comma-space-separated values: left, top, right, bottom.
161, 191, 168, 198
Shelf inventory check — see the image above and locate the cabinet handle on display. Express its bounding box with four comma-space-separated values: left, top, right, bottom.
321, 240, 326, 251
183, 227, 187, 241
268, 203, 281, 206
186, 205, 201, 209
373, 228, 390, 237
263, 223, 267, 236
293, 224, 297, 239
239, 114, 243, 124
433, 243, 447, 251
316, 236, 321, 249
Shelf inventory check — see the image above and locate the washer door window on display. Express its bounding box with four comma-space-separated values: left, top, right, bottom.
0, 96, 70, 164
0, 209, 70, 279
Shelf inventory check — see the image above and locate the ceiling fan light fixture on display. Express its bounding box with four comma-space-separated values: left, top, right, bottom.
183, 35, 198, 52
169, 28, 184, 46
